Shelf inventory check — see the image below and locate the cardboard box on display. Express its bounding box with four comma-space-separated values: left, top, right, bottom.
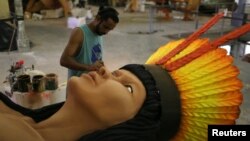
40, 8, 64, 19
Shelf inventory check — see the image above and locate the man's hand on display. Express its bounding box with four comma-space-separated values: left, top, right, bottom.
88, 60, 104, 71
94, 60, 104, 68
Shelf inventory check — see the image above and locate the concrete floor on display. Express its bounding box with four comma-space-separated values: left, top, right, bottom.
0, 6, 249, 124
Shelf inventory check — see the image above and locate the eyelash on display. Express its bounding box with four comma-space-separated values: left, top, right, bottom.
124, 85, 133, 93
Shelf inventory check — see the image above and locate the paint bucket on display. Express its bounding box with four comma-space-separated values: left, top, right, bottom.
17, 74, 31, 92
32, 75, 45, 92
45, 73, 58, 90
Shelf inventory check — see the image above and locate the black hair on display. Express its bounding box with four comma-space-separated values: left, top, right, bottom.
97, 6, 119, 23
78, 64, 161, 141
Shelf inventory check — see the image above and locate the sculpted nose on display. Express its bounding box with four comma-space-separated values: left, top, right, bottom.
98, 67, 106, 76
98, 67, 111, 79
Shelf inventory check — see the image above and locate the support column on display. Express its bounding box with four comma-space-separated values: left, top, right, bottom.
231, 0, 246, 26
230, 41, 246, 59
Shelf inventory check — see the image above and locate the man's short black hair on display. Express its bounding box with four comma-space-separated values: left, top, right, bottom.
97, 6, 119, 23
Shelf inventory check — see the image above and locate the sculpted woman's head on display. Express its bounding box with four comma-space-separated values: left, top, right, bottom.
67, 66, 147, 126
77, 64, 162, 141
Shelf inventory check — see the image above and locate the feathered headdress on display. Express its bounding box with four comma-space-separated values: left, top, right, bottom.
145, 13, 250, 140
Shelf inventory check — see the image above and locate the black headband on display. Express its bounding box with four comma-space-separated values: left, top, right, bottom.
143, 65, 181, 140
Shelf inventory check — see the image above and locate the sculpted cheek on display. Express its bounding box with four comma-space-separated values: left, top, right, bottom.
67, 77, 78, 93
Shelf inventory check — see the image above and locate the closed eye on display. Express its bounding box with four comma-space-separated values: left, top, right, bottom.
124, 85, 133, 93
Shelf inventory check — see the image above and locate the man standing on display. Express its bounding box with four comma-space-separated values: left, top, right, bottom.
60, 6, 119, 78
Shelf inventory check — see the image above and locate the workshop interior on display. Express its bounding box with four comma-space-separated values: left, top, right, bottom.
0, 0, 250, 139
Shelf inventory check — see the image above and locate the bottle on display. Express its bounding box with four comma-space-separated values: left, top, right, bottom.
17, 20, 30, 52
